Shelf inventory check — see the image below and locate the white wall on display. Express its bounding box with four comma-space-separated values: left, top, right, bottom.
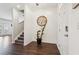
24, 5, 33, 46
57, 4, 71, 54
24, 4, 58, 46
69, 4, 79, 54
12, 8, 24, 43
31, 9, 57, 44
0, 6, 12, 20
57, 3, 79, 55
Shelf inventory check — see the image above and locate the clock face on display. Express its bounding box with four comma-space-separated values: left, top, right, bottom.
37, 16, 47, 26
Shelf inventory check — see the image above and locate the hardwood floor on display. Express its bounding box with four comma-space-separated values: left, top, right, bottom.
24, 41, 60, 55
0, 36, 60, 55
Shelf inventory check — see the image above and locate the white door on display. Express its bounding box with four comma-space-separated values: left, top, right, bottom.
69, 7, 79, 54
58, 4, 69, 54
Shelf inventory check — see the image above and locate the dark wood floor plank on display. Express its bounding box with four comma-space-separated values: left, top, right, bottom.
0, 36, 60, 55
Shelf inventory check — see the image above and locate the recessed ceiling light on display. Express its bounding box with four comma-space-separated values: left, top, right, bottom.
16, 5, 21, 9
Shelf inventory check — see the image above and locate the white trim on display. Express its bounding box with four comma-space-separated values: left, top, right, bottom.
24, 41, 32, 46
57, 43, 62, 55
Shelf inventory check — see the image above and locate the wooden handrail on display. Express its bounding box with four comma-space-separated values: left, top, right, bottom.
73, 3, 79, 9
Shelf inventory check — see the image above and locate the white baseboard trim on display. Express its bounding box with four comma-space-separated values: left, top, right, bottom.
32, 40, 56, 44
57, 43, 62, 55
24, 41, 32, 46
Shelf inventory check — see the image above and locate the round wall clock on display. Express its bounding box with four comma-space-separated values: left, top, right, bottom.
37, 16, 47, 26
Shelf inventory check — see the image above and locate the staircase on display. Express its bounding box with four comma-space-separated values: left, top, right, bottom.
15, 32, 24, 45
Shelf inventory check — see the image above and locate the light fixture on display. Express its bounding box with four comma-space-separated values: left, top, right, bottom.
16, 5, 21, 9
36, 3, 39, 6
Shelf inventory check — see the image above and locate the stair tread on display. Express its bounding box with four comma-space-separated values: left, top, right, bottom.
15, 40, 23, 45
18, 37, 24, 40
20, 35, 24, 37
18, 37, 24, 38
22, 32, 24, 34
15, 40, 24, 43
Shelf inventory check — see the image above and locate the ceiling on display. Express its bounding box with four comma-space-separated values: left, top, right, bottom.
26, 3, 58, 11
0, 3, 24, 11
0, 3, 24, 20
0, 3, 58, 20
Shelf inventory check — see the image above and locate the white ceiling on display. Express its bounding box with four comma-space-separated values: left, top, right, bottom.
26, 3, 58, 11
0, 3, 25, 11
0, 3, 58, 20
0, 3, 24, 20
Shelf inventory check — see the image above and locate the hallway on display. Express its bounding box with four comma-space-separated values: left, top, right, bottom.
0, 36, 60, 55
